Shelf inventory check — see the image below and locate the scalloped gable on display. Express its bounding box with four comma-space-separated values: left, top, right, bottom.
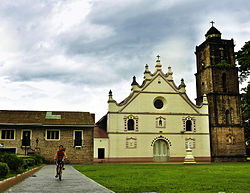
120, 91, 199, 114
107, 57, 208, 115
119, 72, 200, 114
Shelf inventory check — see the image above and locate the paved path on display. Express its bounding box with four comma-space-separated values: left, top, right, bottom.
4, 165, 112, 193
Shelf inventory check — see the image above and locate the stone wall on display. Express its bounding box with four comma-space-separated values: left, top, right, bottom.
195, 33, 246, 161
0, 126, 93, 164
211, 127, 246, 162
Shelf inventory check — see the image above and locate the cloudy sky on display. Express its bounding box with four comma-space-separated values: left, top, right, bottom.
0, 0, 249, 120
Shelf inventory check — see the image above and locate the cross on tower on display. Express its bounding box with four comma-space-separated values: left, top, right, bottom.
156, 55, 160, 61
210, 21, 215, 27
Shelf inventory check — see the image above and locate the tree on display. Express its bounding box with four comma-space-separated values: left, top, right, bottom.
236, 41, 250, 141
241, 84, 250, 141
236, 41, 250, 83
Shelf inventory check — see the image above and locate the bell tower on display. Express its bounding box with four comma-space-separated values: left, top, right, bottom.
195, 22, 246, 161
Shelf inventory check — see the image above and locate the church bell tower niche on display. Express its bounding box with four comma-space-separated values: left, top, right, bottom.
195, 22, 246, 162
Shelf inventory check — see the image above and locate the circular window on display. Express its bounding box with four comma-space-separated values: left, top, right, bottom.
154, 99, 163, 109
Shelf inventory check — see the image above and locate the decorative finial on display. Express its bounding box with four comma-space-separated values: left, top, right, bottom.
210, 21, 215, 27
144, 64, 149, 73
166, 66, 173, 80
156, 55, 160, 61
168, 66, 172, 73
178, 78, 186, 92
108, 89, 114, 102
109, 90, 112, 96
155, 55, 162, 71
131, 76, 138, 86
179, 78, 186, 89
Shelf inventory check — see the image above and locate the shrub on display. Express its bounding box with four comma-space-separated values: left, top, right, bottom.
32, 154, 45, 165
0, 153, 5, 162
22, 160, 28, 169
0, 162, 10, 177
216, 60, 232, 68
1, 153, 24, 171
24, 158, 36, 166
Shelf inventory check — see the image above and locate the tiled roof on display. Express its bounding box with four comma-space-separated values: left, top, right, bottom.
205, 26, 221, 37
94, 125, 108, 138
94, 114, 108, 138
0, 110, 94, 126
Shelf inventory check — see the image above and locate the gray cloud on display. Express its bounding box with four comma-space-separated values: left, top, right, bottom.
0, 0, 249, 119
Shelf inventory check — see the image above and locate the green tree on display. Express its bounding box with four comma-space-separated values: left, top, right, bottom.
241, 84, 250, 141
236, 41, 250, 141
236, 41, 250, 83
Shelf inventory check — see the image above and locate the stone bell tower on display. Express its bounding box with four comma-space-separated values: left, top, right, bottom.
195, 22, 246, 162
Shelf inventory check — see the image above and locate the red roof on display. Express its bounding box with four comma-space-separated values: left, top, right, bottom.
0, 110, 94, 126
94, 125, 108, 138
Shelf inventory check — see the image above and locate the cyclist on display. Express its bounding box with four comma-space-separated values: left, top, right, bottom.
54, 145, 67, 178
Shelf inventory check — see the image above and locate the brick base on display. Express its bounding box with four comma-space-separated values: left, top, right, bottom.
212, 155, 246, 162
94, 157, 211, 163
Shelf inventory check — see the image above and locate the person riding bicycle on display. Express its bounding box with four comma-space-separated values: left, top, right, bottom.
54, 145, 67, 178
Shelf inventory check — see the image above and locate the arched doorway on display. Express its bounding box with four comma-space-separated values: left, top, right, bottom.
153, 139, 170, 162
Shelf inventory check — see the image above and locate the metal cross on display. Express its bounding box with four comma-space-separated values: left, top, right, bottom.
210, 21, 215, 27
156, 55, 160, 60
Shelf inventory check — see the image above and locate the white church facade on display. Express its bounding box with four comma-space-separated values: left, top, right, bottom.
94, 57, 211, 163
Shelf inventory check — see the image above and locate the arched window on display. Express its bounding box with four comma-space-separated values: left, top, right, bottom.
222, 73, 227, 92
230, 108, 234, 124
201, 61, 205, 69
186, 120, 192, 131
225, 110, 230, 125
159, 119, 162, 127
127, 119, 134, 131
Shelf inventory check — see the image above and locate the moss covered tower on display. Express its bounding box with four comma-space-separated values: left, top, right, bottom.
195, 23, 246, 161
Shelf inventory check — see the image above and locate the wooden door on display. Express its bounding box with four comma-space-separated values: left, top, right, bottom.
153, 139, 169, 162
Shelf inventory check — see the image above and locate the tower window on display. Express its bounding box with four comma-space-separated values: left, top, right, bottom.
201, 61, 205, 69
222, 73, 227, 92
230, 108, 234, 124
186, 120, 192, 131
225, 110, 230, 125
127, 119, 135, 131
220, 48, 224, 59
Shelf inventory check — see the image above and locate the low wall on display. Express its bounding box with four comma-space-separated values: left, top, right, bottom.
0, 165, 44, 193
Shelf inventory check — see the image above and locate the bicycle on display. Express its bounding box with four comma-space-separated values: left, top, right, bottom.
56, 160, 64, 181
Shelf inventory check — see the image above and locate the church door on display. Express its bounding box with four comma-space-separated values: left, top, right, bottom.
153, 139, 169, 162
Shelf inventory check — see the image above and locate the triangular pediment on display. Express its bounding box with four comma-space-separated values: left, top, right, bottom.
142, 73, 178, 93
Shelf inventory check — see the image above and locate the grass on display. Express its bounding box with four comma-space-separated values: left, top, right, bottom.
74, 163, 250, 193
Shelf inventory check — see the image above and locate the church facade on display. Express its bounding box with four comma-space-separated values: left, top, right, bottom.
94, 59, 211, 163
94, 25, 246, 163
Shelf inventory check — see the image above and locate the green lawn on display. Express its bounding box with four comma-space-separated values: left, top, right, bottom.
73, 163, 250, 193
